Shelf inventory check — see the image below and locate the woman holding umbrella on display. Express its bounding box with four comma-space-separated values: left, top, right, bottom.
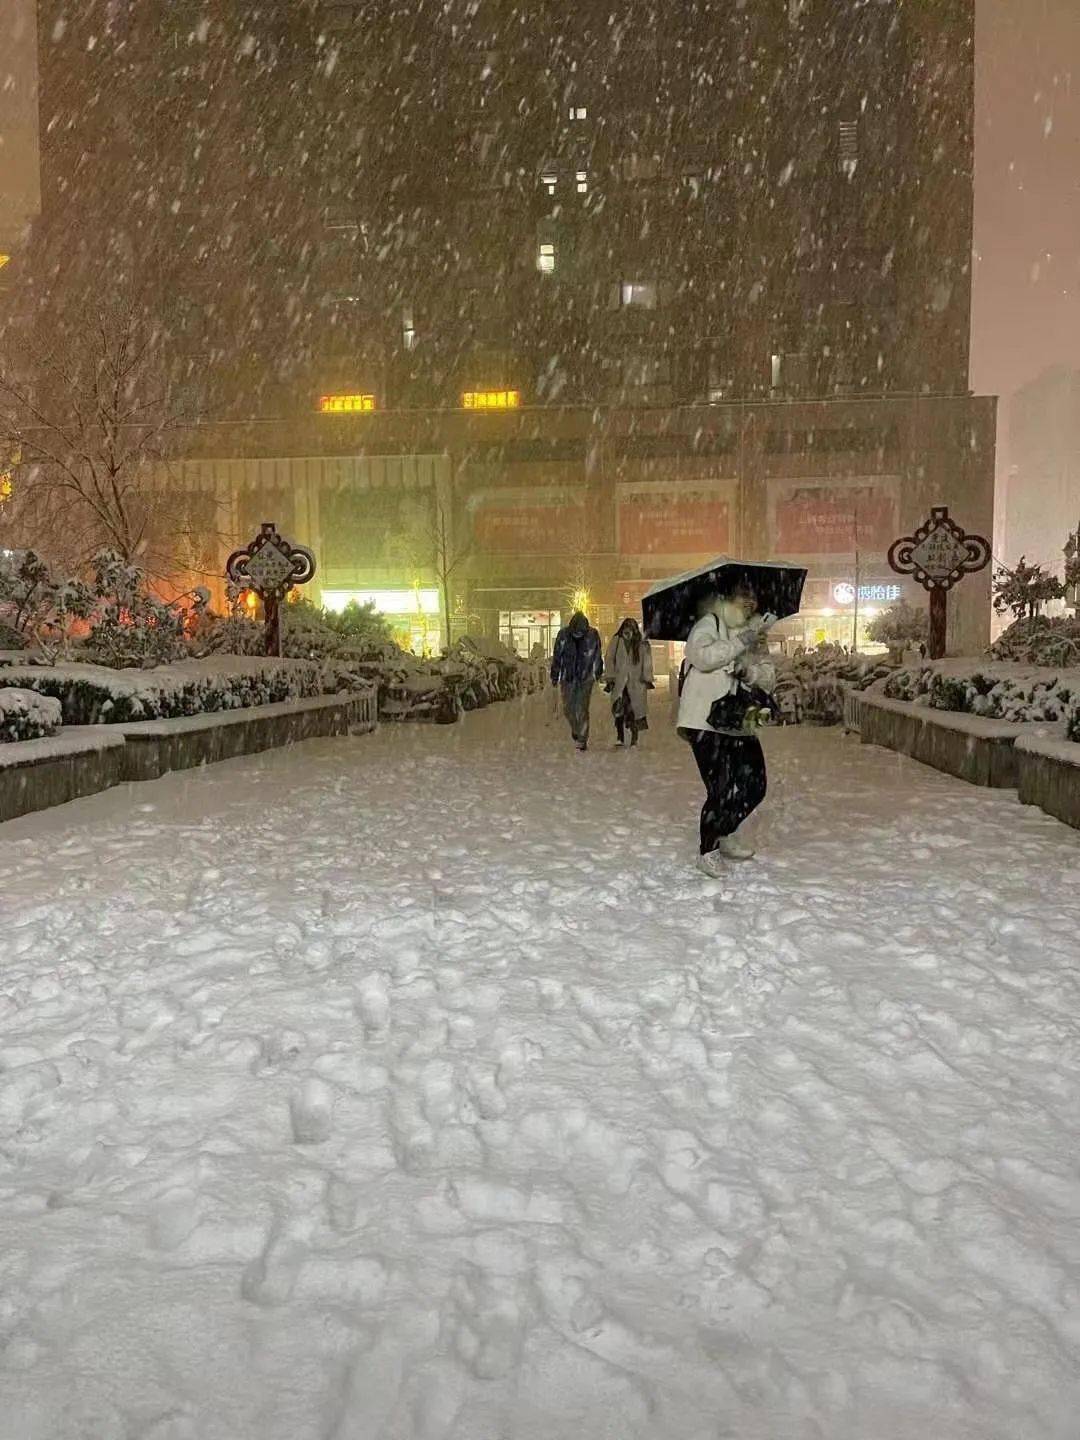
642, 558, 806, 875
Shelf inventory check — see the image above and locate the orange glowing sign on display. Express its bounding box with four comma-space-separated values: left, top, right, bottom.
319, 393, 376, 414
463, 389, 521, 411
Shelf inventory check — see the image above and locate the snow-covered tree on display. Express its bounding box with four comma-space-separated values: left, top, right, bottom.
1064, 523, 1080, 597
865, 600, 929, 661
992, 558, 1065, 621
0, 306, 188, 569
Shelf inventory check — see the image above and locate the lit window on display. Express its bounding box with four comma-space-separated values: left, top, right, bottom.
541, 172, 557, 196
538, 242, 556, 274
576, 170, 588, 194
839, 120, 859, 176
771, 354, 783, 389
463, 390, 521, 410
620, 281, 657, 309
319, 392, 376, 413
0, 254, 10, 271
402, 306, 416, 351
569, 105, 587, 121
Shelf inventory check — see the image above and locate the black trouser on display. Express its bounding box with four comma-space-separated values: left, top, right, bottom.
614, 688, 640, 745
688, 729, 767, 854
561, 679, 594, 747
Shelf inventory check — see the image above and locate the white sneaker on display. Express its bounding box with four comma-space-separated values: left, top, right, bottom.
716, 833, 755, 861
696, 851, 727, 878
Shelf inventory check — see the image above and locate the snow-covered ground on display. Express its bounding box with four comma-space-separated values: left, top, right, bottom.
2, 695, 1079, 1440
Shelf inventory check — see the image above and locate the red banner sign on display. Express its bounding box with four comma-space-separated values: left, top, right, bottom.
774, 485, 895, 555
619, 497, 730, 558
473, 501, 584, 554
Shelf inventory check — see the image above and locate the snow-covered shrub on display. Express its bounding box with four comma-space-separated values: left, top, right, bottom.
865, 601, 929, 660
884, 664, 1076, 724
0, 548, 94, 653
1, 659, 325, 725
989, 615, 1080, 668
0, 687, 62, 743
321, 599, 392, 651
0, 618, 26, 650
81, 551, 193, 667
199, 600, 369, 663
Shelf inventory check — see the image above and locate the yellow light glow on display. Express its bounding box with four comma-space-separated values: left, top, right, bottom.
322, 588, 441, 617
0, 472, 11, 503
319, 392, 376, 414
0, 255, 10, 271
570, 588, 590, 614
462, 389, 521, 411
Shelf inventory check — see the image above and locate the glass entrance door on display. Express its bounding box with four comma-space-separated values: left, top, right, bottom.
499, 610, 562, 658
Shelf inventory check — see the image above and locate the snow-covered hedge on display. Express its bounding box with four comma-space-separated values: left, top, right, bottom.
330, 635, 544, 723
771, 645, 898, 724
883, 662, 1080, 728
0, 687, 63, 743
0, 657, 326, 725
988, 615, 1080, 669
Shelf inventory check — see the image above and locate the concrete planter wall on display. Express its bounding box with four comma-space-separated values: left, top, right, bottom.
0, 732, 129, 824
858, 694, 1024, 789
1017, 736, 1080, 831
0, 691, 378, 825
119, 691, 377, 782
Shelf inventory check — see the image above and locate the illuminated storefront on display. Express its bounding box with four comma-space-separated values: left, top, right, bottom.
498, 609, 562, 658
774, 578, 911, 651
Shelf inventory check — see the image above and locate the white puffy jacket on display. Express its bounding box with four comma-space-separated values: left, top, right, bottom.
677, 613, 748, 732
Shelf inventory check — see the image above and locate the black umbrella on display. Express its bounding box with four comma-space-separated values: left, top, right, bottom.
641, 557, 807, 642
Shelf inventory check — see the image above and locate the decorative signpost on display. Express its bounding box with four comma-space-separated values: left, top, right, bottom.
888, 506, 990, 659
226, 522, 317, 657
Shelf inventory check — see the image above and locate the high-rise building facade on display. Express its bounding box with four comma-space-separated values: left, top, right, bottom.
28, 0, 995, 654
34, 0, 976, 414
1006, 367, 1080, 572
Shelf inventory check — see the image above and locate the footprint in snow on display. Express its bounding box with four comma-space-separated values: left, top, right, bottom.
241, 1226, 309, 1308
148, 1187, 202, 1250
290, 1078, 335, 1144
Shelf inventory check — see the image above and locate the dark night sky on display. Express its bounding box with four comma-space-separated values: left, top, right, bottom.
973, 0, 1080, 466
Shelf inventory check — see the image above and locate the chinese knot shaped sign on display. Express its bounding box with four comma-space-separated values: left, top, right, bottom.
888, 506, 990, 659
226, 522, 317, 656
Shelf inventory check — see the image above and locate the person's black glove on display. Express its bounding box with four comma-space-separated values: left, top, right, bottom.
645, 682, 655, 690
603, 682, 614, 693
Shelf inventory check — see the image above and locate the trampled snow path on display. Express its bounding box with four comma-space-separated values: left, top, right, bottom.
1, 695, 1079, 1440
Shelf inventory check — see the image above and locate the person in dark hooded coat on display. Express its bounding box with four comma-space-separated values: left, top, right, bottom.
551, 611, 603, 751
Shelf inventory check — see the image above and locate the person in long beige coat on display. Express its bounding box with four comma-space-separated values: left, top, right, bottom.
604, 617, 654, 746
